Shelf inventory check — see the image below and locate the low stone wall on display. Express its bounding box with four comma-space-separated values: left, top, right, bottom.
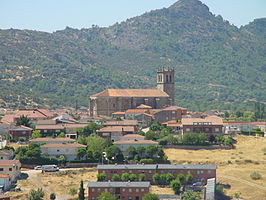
163, 145, 232, 150
21, 162, 98, 169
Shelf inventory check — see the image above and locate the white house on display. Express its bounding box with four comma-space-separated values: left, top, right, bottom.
0, 174, 12, 192
0, 160, 21, 182
41, 143, 86, 160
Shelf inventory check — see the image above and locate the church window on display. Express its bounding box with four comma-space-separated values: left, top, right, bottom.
166, 75, 169, 83
170, 75, 172, 82
113, 104, 115, 108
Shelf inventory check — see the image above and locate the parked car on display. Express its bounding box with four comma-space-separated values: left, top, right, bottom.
192, 182, 203, 186
42, 165, 59, 172
34, 166, 42, 170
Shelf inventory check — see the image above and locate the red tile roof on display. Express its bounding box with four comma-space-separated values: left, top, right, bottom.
0, 160, 20, 166
41, 143, 86, 148
97, 126, 135, 133
121, 134, 145, 139
136, 104, 152, 109
30, 137, 75, 142
114, 140, 158, 145
103, 120, 137, 126
91, 89, 169, 98
182, 116, 223, 125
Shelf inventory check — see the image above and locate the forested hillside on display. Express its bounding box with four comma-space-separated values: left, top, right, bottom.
0, 0, 265, 111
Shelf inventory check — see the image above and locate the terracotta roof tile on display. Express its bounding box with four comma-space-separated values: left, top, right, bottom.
97, 126, 135, 133
136, 104, 152, 109
182, 116, 223, 125
41, 143, 86, 148
121, 134, 145, 139
30, 137, 75, 142
0, 160, 20, 166
114, 140, 158, 145
91, 89, 169, 98
103, 120, 137, 126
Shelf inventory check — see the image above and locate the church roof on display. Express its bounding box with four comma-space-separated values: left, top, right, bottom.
91, 89, 169, 98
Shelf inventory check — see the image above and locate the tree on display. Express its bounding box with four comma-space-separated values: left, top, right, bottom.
50, 193, 56, 200
16, 115, 31, 127
143, 193, 160, 200
31, 130, 41, 139
165, 173, 175, 185
106, 145, 121, 160
126, 146, 137, 159
181, 190, 200, 200
58, 155, 66, 165
177, 174, 186, 185
111, 174, 121, 181
87, 135, 109, 161
186, 174, 193, 184
97, 192, 117, 200
28, 188, 45, 200
69, 188, 77, 196
78, 180, 85, 200
78, 122, 102, 137
77, 148, 87, 160
139, 174, 146, 181
145, 145, 158, 158
129, 174, 137, 181
97, 173, 106, 181
121, 173, 130, 181
171, 179, 181, 195
57, 132, 65, 137
153, 173, 160, 185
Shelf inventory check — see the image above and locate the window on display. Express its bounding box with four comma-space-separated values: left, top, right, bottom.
215, 128, 220, 132
0, 157, 3, 159
102, 171, 105, 173
201, 171, 204, 174
187, 170, 191, 174
149, 170, 152, 174
92, 189, 95, 192
129, 170, 132, 173
186, 128, 190, 132
122, 189, 126, 192
197, 171, 200, 174
104, 189, 108, 192
44, 130, 47, 133
136, 189, 139, 192
129, 189, 132, 192
9, 168, 12, 171
22, 131, 26, 134
141, 189, 144, 192
110, 188, 113, 192
57, 149, 60, 152
0, 168, 3, 171
97, 189, 101, 192
208, 170, 211, 174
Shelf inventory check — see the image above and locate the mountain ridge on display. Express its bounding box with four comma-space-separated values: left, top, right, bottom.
0, 0, 265, 111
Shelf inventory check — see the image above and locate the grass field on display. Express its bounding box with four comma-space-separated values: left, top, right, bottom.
164, 135, 266, 200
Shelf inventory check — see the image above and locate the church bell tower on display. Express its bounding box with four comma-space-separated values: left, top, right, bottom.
157, 68, 175, 105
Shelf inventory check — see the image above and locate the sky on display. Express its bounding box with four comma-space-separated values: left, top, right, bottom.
0, 0, 265, 32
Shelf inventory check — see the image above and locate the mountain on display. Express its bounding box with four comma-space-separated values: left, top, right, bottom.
0, 0, 265, 111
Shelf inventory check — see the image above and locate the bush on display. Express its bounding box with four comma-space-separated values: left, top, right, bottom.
143, 193, 159, 200
111, 174, 121, 181
250, 172, 262, 180
97, 173, 106, 181
121, 173, 130, 181
139, 174, 146, 181
129, 174, 137, 181
171, 179, 181, 195
139, 159, 155, 164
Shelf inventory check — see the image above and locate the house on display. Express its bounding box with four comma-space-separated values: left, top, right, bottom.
97, 164, 216, 184
29, 137, 75, 144
1, 109, 55, 124
162, 121, 182, 134
0, 150, 14, 160
182, 116, 224, 135
8, 126, 33, 140
205, 178, 216, 200
112, 112, 126, 119
223, 121, 266, 134
35, 123, 88, 135
114, 140, 158, 152
0, 174, 12, 192
0, 160, 21, 182
89, 69, 175, 117
88, 181, 150, 200
102, 120, 138, 128
153, 106, 187, 123
41, 143, 86, 160
97, 126, 135, 142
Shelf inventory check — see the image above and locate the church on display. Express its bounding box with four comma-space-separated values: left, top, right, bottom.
89, 68, 175, 116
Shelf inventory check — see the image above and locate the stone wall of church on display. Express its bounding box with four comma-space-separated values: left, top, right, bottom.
89, 96, 171, 116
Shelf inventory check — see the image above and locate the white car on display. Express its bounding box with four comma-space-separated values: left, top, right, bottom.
34, 166, 42, 170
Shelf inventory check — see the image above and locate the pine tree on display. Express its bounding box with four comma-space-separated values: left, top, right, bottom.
78, 180, 85, 200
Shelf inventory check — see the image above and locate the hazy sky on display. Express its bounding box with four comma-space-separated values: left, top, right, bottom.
0, 0, 265, 32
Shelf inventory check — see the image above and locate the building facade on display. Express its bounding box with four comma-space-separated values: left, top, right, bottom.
41, 143, 86, 160
89, 69, 175, 117
97, 164, 216, 184
88, 182, 150, 200
0, 160, 21, 182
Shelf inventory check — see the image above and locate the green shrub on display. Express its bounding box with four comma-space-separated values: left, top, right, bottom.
111, 174, 121, 181
97, 173, 106, 181
121, 173, 130, 181
139, 174, 146, 181
250, 172, 262, 180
